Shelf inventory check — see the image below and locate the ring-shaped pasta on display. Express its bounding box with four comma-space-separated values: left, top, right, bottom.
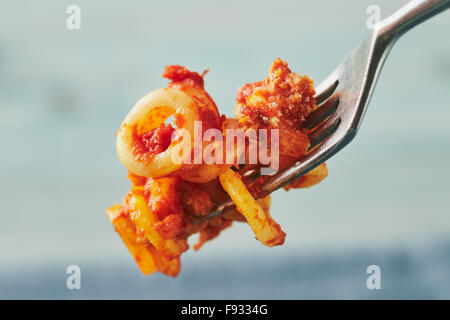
116, 88, 199, 178
180, 163, 230, 183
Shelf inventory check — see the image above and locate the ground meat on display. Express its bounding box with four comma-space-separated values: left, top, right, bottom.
235, 58, 316, 130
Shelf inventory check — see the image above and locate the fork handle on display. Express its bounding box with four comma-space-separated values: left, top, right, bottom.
377, 0, 450, 42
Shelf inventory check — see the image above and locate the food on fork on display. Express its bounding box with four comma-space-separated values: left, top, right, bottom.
107, 59, 328, 276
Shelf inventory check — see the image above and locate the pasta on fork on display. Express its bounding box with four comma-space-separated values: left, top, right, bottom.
107, 60, 328, 276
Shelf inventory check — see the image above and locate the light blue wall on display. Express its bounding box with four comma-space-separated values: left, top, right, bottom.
0, 0, 449, 298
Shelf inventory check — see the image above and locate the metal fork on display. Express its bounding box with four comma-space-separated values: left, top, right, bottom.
199, 0, 450, 222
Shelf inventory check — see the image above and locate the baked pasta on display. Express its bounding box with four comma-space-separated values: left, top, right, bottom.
107, 59, 328, 276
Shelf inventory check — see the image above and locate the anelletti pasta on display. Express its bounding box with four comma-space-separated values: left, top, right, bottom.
107, 60, 328, 276
116, 88, 200, 178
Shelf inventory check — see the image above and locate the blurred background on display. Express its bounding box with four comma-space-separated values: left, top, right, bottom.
0, 0, 449, 299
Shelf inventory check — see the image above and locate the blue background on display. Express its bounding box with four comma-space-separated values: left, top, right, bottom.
0, 0, 449, 299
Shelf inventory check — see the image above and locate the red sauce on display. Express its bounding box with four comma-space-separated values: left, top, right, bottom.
145, 177, 183, 221
127, 171, 148, 187
177, 181, 214, 216
154, 214, 184, 238
173, 113, 185, 127
235, 58, 316, 130
198, 106, 222, 132
163, 64, 223, 131
236, 81, 263, 104
162, 65, 207, 88
132, 124, 175, 160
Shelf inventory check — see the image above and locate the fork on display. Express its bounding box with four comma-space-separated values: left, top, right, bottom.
199, 0, 450, 222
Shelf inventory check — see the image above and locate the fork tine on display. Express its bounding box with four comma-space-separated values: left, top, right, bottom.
240, 168, 261, 183
314, 78, 338, 105
303, 96, 339, 130
261, 132, 341, 195
308, 116, 341, 150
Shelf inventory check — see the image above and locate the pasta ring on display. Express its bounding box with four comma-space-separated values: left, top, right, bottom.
116, 88, 199, 177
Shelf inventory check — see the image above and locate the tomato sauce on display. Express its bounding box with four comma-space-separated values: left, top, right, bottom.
132, 123, 175, 160
162, 65, 206, 88
236, 58, 316, 130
